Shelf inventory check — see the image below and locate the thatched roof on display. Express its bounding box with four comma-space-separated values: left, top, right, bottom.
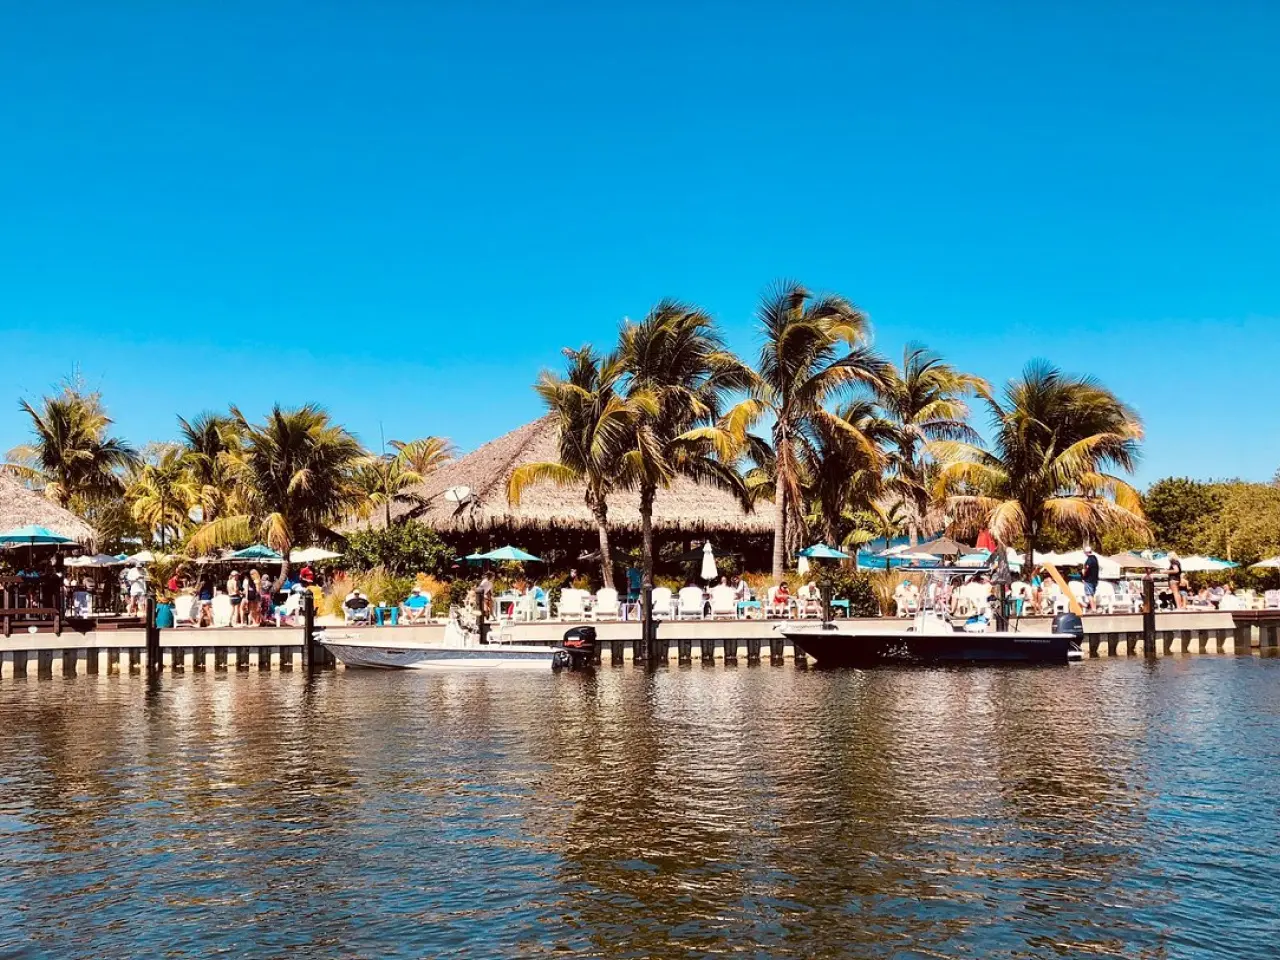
0, 474, 98, 544
386, 416, 774, 534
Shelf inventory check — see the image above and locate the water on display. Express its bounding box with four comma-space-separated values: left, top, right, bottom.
1, 660, 1278, 959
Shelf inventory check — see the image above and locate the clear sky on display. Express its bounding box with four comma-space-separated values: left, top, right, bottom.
2, 1, 1276, 486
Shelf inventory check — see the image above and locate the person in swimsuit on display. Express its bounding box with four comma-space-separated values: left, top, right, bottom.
1167, 553, 1184, 609
227, 569, 242, 625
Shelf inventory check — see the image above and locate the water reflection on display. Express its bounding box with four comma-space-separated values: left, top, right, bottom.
0, 660, 1278, 957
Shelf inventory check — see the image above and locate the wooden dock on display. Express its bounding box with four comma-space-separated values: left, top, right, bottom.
0, 610, 1277, 677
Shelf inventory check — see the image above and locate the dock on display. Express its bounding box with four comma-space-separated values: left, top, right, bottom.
1, 609, 1278, 677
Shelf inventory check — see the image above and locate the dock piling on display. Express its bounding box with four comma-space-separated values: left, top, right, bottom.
1142, 574, 1157, 657
144, 596, 160, 674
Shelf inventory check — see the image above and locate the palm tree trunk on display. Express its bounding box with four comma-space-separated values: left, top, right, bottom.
771, 496, 786, 583
592, 502, 614, 588
639, 482, 656, 587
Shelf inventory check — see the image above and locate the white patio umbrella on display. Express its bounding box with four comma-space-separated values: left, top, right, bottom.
65, 554, 127, 568
700, 541, 718, 581
797, 554, 810, 575
290, 547, 343, 563
1251, 556, 1280, 569
1178, 555, 1238, 573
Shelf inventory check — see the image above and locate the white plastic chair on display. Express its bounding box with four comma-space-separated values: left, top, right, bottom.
1095, 581, 1117, 613
173, 594, 197, 627
709, 585, 736, 619
766, 587, 789, 618
591, 588, 619, 620
677, 586, 705, 619
211, 594, 233, 628
650, 586, 674, 618
557, 589, 585, 621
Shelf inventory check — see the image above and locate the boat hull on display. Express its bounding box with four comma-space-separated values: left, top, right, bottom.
321, 638, 558, 670
783, 626, 1077, 666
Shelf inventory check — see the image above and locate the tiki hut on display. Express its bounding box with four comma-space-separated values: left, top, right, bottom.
0, 474, 97, 544
384, 417, 774, 569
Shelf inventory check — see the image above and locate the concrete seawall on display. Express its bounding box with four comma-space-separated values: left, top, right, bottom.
1, 610, 1277, 677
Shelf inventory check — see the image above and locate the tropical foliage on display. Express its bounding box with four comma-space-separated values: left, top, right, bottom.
750, 281, 885, 579
9, 283, 1179, 589
617, 300, 755, 585
876, 344, 986, 545
4, 380, 139, 508
187, 405, 366, 583
508, 346, 652, 586
342, 521, 454, 577
931, 361, 1148, 569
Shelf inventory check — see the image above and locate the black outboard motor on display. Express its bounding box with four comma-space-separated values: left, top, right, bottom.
1052, 612, 1085, 661
554, 626, 598, 671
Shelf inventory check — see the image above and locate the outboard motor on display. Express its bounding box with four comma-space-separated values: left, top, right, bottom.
554, 626, 598, 671
1052, 612, 1085, 661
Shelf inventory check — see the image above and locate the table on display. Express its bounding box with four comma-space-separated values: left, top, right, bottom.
374, 605, 400, 626
737, 600, 763, 619
829, 599, 851, 617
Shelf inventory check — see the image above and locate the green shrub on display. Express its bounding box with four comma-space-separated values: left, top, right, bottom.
342, 522, 453, 577
816, 567, 882, 617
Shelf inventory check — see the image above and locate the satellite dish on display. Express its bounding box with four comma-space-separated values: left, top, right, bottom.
444, 485, 472, 504
188, 505, 205, 523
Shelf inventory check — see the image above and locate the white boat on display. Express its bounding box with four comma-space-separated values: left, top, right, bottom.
317, 609, 565, 671
781, 610, 1084, 666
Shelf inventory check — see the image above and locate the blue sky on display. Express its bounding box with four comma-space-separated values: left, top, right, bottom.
2, 1, 1276, 485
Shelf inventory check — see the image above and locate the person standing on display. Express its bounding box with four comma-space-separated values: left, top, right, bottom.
1167, 552, 1184, 609
227, 568, 242, 625
1082, 547, 1100, 613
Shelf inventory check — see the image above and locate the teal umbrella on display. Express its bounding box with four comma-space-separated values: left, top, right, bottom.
798, 543, 850, 560
227, 544, 283, 562
470, 545, 543, 563
0, 525, 75, 546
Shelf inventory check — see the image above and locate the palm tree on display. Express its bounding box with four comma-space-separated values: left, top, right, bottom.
389, 437, 454, 477
508, 347, 651, 587
4, 382, 139, 508
352, 453, 423, 528
753, 281, 885, 580
188, 404, 365, 586
617, 300, 755, 586
800, 399, 894, 559
128, 446, 200, 549
177, 411, 242, 522
931, 361, 1147, 571
877, 344, 986, 545
380, 436, 455, 522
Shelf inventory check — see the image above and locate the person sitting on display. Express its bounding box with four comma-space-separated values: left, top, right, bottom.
771, 580, 791, 617
343, 589, 372, 624
732, 575, 751, 603
894, 580, 913, 617
401, 586, 432, 624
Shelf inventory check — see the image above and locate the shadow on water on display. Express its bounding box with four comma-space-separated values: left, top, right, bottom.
0, 659, 1278, 958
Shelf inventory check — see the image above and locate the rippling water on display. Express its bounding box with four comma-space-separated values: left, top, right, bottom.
1, 659, 1278, 958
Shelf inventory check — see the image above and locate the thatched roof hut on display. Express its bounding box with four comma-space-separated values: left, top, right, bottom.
0, 474, 97, 544
386, 416, 774, 536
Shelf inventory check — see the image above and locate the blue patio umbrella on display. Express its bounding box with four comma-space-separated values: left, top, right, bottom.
468, 545, 543, 563
0, 524, 75, 546
227, 544, 283, 562
797, 543, 850, 560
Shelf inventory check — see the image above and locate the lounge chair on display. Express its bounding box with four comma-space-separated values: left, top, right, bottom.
677, 586, 705, 619
709, 585, 736, 619
796, 587, 822, 619
557, 589, 586, 621
211, 594, 233, 628
344, 596, 372, 624
765, 587, 789, 619
649, 586, 674, 618
173, 594, 197, 627
591, 588, 619, 621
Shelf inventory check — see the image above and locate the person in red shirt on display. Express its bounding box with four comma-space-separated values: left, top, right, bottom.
299, 564, 314, 584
